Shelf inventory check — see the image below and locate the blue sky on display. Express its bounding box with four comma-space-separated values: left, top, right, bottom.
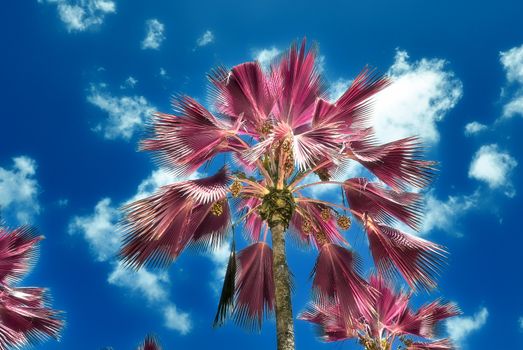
1, 0, 523, 349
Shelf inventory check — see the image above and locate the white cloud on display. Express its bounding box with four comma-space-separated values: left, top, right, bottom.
500, 44, 523, 84
464, 121, 488, 136
0, 156, 40, 224
502, 94, 523, 118
108, 262, 170, 302
421, 191, 480, 236
120, 76, 138, 89
446, 307, 488, 346
163, 304, 192, 334
40, 0, 116, 32
253, 47, 281, 71
68, 198, 120, 261
196, 30, 214, 47
519, 316, 523, 330
87, 84, 155, 140
68, 167, 200, 334
141, 19, 165, 50
468, 144, 517, 196
372, 50, 463, 144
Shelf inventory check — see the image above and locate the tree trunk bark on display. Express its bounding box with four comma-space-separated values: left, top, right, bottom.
271, 222, 295, 350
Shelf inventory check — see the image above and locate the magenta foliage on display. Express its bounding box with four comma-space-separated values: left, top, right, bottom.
0, 226, 41, 285
234, 242, 275, 330
120, 168, 231, 268
344, 177, 423, 231
311, 243, 376, 320
0, 226, 63, 349
364, 218, 447, 291
349, 136, 436, 191
210, 62, 277, 134
141, 97, 245, 176
137, 334, 162, 350
300, 274, 459, 348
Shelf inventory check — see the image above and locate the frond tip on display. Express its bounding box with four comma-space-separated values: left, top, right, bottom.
213, 242, 237, 327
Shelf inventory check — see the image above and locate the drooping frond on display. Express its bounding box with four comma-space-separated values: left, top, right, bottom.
349, 136, 436, 191
213, 242, 237, 327
0, 287, 63, 349
137, 334, 162, 350
407, 339, 455, 350
140, 97, 244, 176
272, 39, 326, 128
0, 226, 41, 285
311, 243, 376, 319
298, 301, 359, 342
209, 62, 277, 135
234, 242, 275, 330
362, 217, 447, 291
237, 196, 264, 242
120, 168, 231, 268
344, 177, 423, 231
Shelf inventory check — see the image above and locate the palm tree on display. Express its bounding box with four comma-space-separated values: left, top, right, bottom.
119, 39, 445, 350
0, 225, 64, 349
299, 274, 460, 350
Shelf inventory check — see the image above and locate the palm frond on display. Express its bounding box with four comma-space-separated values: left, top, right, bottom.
140, 97, 243, 176
363, 217, 447, 291
233, 242, 275, 331
0, 286, 64, 349
311, 243, 376, 320
344, 177, 423, 231
0, 226, 42, 285
120, 168, 231, 268
349, 136, 436, 190
209, 62, 276, 135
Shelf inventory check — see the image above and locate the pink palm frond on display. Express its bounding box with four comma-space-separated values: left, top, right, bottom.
137, 334, 162, 350
311, 243, 376, 319
237, 196, 264, 242
369, 274, 410, 335
234, 242, 275, 330
344, 177, 423, 231
361, 216, 447, 290
272, 39, 326, 128
348, 136, 437, 191
411, 300, 460, 339
0, 226, 41, 285
120, 168, 231, 268
0, 286, 63, 349
298, 301, 359, 342
209, 62, 277, 135
407, 339, 455, 350
140, 97, 243, 176
313, 67, 390, 130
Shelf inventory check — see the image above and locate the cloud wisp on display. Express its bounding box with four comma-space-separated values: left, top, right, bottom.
0, 156, 41, 225
68, 168, 195, 334
142, 19, 165, 50
40, 0, 116, 32
446, 307, 488, 347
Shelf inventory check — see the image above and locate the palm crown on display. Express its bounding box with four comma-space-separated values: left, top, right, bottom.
119, 39, 448, 350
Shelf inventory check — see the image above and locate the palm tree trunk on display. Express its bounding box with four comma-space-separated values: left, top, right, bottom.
271, 222, 295, 350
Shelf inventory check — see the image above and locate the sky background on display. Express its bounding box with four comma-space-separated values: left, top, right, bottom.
1, 0, 523, 349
